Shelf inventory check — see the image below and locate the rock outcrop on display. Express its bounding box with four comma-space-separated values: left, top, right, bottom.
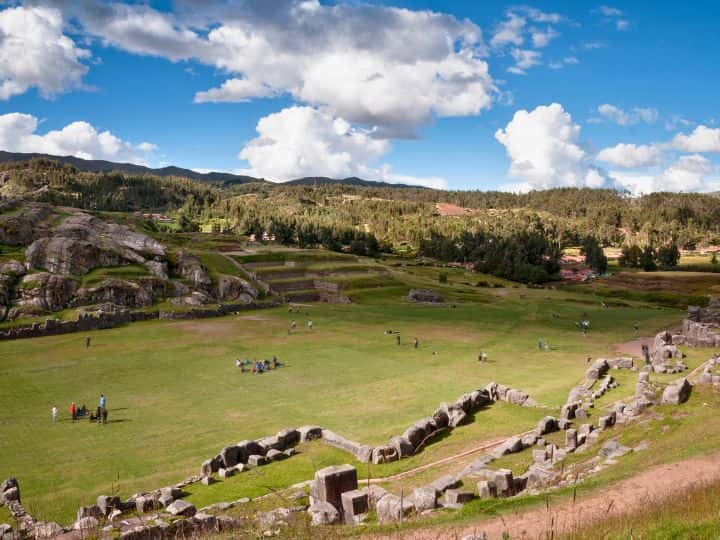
175, 251, 212, 293
72, 278, 166, 308
26, 213, 165, 275
8, 273, 77, 319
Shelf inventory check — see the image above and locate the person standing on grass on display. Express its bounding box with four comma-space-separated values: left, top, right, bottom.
99, 394, 106, 410
396, 334, 401, 346
85, 336, 91, 348
70, 402, 76, 423
307, 320, 313, 330
51, 405, 57, 423
413, 337, 419, 349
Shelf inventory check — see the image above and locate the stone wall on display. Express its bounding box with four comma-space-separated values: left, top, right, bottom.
0, 301, 280, 341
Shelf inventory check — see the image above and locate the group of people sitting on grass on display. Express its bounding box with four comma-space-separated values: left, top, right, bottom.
235, 356, 283, 373
65, 394, 108, 424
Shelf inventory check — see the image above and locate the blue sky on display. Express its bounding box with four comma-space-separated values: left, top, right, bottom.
0, 0, 718, 192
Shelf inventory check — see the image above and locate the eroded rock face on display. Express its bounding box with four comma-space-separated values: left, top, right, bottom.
175, 251, 212, 292
0, 205, 51, 246
25, 213, 165, 275
9, 273, 77, 318
72, 278, 166, 308
217, 275, 257, 303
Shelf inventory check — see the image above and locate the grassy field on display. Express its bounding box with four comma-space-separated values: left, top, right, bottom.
0, 257, 686, 525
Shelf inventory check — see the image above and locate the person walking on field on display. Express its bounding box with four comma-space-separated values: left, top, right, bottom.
99, 394, 106, 409
307, 320, 313, 330
70, 402, 77, 423
85, 336, 91, 348
51, 405, 57, 423
396, 334, 401, 346
413, 337, 419, 349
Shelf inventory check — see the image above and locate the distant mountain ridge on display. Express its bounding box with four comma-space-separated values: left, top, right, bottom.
0, 151, 424, 189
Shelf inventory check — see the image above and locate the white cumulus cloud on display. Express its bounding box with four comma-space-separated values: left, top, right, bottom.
596, 143, 663, 168
0, 5, 90, 100
611, 154, 716, 194
672, 125, 720, 153
67, 0, 494, 135
0, 112, 156, 164
495, 103, 609, 191
237, 106, 445, 188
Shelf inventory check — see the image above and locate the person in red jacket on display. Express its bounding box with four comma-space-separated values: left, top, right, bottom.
70, 402, 77, 423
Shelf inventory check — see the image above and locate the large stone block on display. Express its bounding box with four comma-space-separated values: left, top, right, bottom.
297, 425, 323, 442
493, 469, 515, 498
428, 475, 460, 494
388, 436, 414, 458
661, 378, 692, 405
443, 489, 474, 505
376, 495, 413, 524
536, 416, 558, 435
276, 428, 300, 448
313, 465, 358, 517
341, 490, 369, 524
477, 480, 497, 499
411, 487, 437, 512
166, 500, 196, 517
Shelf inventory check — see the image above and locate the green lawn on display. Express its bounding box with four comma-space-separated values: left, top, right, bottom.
0, 272, 682, 525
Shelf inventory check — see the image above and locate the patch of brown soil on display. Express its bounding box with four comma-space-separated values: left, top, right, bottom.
613, 337, 652, 357
170, 319, 239, 337
367, 453, 720, 540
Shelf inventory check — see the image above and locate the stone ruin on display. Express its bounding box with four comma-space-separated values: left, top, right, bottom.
673, 300, 720, 348
1, 337, 709, 537
407, 288, 444, 304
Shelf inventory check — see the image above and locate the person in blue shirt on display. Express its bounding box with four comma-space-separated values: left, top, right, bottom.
99, 394, 106, 408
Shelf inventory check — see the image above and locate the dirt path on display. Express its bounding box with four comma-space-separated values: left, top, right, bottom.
367, 453, 720, 540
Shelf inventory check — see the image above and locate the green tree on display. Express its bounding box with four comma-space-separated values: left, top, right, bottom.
619, 245, 642, 268
640, 245, 657, 271
657, 244, 680, 268
581, 237, 608, 274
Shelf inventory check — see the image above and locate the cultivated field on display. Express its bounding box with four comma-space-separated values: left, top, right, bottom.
0, 255, 687, 524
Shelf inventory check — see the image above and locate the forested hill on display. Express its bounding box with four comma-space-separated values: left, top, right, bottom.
2, 156, 720, 254
0, 152, 420, 188
0, 151, 262, 185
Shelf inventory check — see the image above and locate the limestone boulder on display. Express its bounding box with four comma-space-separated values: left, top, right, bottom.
311, 465, 358, 517
308, 501, 339, 526
217, 275, 257, 303
661, 378, 692, 405
411, 487, 437, 512
388, 436, 414, 458
166, 500, 196, 517
376, 495, 414, 524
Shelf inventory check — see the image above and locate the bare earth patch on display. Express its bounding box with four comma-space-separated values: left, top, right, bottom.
613, 337, 652, 357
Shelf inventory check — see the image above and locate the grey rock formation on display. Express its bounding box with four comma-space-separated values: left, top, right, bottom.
9, 273, 76, 318
217, 275, 256, 303
72, 278, 165, 308
175, 251, 212, 293
407, 289, 444, 303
